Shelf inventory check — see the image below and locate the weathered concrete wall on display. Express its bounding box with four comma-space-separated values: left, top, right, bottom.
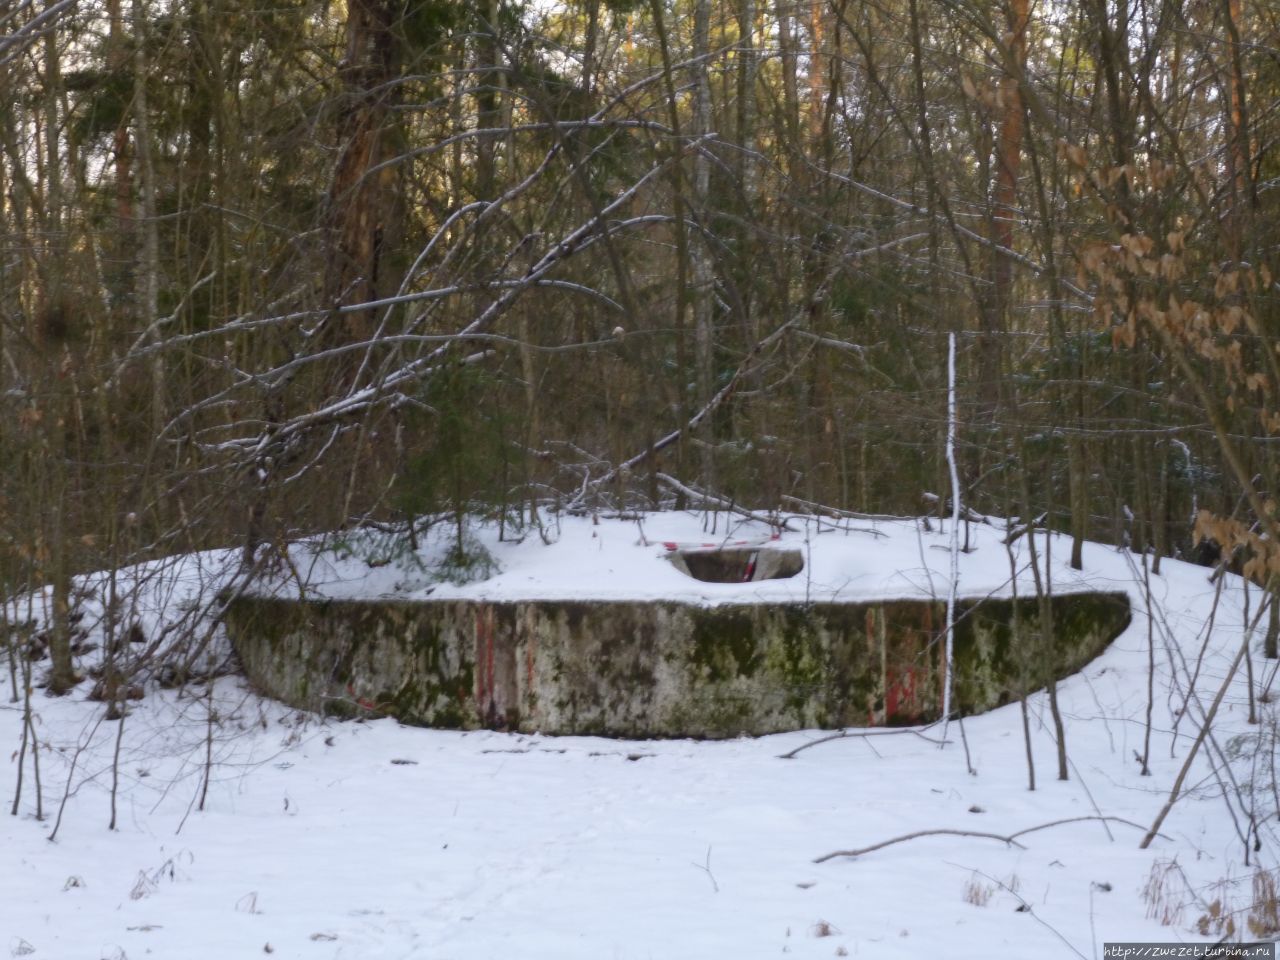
224, 593, 1130, 737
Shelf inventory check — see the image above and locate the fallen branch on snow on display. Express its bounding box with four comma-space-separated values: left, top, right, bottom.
655, 474, 795, 531
777, 727, 948, 759
814, 816, 1165, 864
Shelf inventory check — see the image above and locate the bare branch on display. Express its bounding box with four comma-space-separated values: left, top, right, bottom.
777, 726, 948, 759
814, 829, 1027, 864
816, 816, 1166, 864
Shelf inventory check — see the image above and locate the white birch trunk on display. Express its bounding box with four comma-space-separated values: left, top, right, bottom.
944, 331, 960, 721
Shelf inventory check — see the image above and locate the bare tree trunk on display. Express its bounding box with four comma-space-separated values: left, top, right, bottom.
1068, 436, 1088, 570
691, 0, 714, 488
776, 0, 800, 149
1141, 633, 1250, 848
326, 0, 400, 344
735, 0, 756, 196
806, 0, 825, 141
105, 0, 132, 319
1222, 0, 1256, 260
1266, 579, 1279, 659
1022, 449, 1069, 781
649, 0, 691, 466
132, 0, 163, 432
38, 24, 78, 696
980, 0, 1029, 413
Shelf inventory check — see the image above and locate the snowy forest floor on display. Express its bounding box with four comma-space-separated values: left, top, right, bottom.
0, 513, 1273, 959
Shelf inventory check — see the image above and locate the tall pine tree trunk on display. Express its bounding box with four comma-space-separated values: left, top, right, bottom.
326, 0, 400, 345
981, 0, 1029, 413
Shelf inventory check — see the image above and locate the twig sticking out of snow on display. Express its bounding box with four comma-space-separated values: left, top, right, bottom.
1139, 631, 1252, 850
691, 845, 719, 893
948, 863, 1091, 960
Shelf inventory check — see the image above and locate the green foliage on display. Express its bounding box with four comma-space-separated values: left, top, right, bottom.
66, 69, 132, 144
827, 266, 923, 361
324, 526, 429, 572
402, 364, 508, 514
399, 362, 511, 575
396, 0, 464, 57
430, 531, 499, 586
320, 520, 497, 588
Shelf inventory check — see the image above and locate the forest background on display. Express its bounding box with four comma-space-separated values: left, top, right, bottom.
3, 0, 1280, 687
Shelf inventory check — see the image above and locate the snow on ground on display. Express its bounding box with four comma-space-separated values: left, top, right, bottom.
0, 511, 1273, 959
276, 510, 1113, 604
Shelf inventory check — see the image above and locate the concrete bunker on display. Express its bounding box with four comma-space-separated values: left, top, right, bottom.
226, 590, 1131, 738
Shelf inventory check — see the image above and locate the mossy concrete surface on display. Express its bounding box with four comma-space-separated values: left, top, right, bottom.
224, 592, 1130, 737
